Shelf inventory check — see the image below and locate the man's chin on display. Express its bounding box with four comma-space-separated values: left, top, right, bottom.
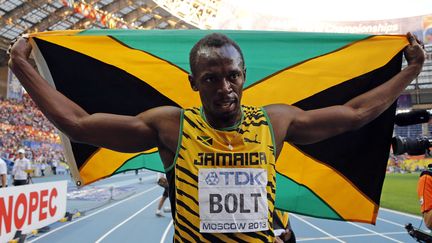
216, 103, 240, 118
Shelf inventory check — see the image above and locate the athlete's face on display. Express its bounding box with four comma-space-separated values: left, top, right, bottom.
189, 44, 245, 125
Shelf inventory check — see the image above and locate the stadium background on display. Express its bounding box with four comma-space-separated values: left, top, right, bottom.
0, 0, 431, 240
0, 0, 432, 242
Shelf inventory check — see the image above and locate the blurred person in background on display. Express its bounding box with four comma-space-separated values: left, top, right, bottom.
51, 158, 58, 175
156, 172, 171, 217
40, 161, 46, 176
418, 164, 432, 229
424, 27, 432, 44
12, 148, 32, 185
0, 157, 7, 188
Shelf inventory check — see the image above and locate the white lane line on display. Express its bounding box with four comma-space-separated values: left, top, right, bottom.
380, 208, 422, 220
347, 222, 403, 243
28, 186, 158, 243
377, 217, 405, 227
297, 231, 407, 241
160, 219, 174, 243
290, 214, 345, 243
95, 196, 160, 243
98, 175, 156, 188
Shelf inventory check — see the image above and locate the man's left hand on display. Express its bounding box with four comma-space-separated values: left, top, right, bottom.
404, 32, 426, 68
274, 228, 292, 243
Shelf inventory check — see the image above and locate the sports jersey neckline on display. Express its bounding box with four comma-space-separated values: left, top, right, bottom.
199, 106, 244, 131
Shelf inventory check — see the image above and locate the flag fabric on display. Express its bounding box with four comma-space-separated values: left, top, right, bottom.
29, 29, 408, 224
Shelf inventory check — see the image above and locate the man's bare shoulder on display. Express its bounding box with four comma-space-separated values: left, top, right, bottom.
263, 104, 302, 145
137, 106, 182, 154
263, 104, 299, 119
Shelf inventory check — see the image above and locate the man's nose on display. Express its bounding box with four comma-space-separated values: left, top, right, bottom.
218, 78, 232, 94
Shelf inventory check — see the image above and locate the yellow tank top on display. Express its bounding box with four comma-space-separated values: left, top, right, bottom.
171, 105, 277, 242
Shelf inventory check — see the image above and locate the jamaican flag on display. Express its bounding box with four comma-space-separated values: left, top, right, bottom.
29, 30, 407, 224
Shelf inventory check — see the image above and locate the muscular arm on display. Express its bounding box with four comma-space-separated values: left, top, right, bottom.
8, 37, 179, 153
267, 33, 426, 146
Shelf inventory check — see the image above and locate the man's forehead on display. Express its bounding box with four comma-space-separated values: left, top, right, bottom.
196, 44, 242, 61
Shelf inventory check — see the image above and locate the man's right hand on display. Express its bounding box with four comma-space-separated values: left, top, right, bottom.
8, 36, 32, 66
404, 32, 426, 68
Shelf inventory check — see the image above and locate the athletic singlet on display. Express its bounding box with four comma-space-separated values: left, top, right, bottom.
169, 105, 277, 242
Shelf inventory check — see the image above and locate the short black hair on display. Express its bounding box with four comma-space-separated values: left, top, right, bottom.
189, 33, 245, 75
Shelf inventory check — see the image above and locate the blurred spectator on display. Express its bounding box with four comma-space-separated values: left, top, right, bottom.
0, 157, 7, 188
52, 159, 58, 175
12, 149, 32, 186
425, 27, 432, 44
40, 162, 46, 176
12, 148, 32, 186
156, 173, 170, 217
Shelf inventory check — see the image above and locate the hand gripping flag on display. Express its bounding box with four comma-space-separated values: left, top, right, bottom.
29, 29, 408, 224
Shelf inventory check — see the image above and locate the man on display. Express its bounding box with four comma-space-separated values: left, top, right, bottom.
51, 158, 58, 175
156, 172, 171, 217
418, 164, 432, 229
9, 32, 425, 242
40, 162, 46, 176
0, 157, 8, 188
12, 148, 32, 186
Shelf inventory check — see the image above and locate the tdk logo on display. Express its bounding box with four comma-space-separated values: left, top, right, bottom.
205, 172, 219, 185
205, 171, 264, 186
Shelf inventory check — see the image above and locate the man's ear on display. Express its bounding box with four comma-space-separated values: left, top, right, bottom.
188, 74, 198, 91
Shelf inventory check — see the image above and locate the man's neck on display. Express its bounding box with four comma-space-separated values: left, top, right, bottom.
202, 108, 242, 130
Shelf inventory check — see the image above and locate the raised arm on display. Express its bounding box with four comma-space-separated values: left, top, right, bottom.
266, 33, 426, 147
8, 37, 179, 153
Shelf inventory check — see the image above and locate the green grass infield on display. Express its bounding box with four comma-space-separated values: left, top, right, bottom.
381, 172, 421, 216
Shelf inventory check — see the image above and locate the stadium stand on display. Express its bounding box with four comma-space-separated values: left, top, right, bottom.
0, 93, 64, 175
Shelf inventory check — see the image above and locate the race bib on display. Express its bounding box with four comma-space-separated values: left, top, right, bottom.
198, 168, 269, 233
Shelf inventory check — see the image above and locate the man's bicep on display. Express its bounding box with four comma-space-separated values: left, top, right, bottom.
286, 106, 357, 144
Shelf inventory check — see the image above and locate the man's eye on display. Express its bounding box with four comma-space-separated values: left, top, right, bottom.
204, 77, 214, 83
230, 73, 239, 80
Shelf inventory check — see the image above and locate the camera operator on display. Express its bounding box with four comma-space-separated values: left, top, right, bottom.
418, 164, 432, 229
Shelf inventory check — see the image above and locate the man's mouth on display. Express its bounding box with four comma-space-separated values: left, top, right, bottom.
215, 99, 236, 110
